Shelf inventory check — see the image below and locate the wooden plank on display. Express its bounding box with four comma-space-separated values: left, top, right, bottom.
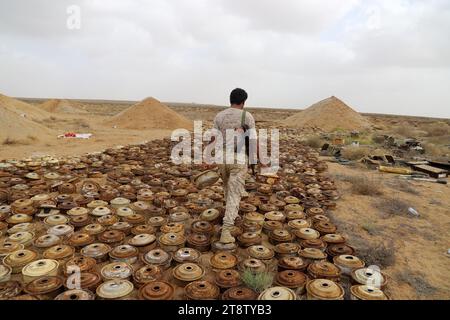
428, 160, 450, 171
407, 161, 429, 166
412, 164, 448, 178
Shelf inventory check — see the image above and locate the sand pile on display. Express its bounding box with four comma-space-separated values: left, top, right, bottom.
283, 96, 372, 131
0, 102, 53, 143
104, 97, 193, 130
39, 99, 87, 114
0, 93, 50, 121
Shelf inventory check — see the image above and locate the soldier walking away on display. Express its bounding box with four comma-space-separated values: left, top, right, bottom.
210, 88, 264, 244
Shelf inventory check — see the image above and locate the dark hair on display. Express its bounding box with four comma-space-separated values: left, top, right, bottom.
230, 88, 248, 105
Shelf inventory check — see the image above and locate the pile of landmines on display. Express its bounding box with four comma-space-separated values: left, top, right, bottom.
0, 137, 389, 300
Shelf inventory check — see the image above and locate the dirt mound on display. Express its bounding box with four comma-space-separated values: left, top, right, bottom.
39, 99, 87, 114
104, 97, 193, 130
0, 93, 50, 121
283, 96, 372, 131
0, 103, 54, 144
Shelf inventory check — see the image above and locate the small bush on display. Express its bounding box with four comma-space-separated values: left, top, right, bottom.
361, 221, 377, 235
303, 135, 323, 148
350, 176, 383, 195
241, 269, 274, 293
341, 146, 371, 160
374, 195, 410, 216
357, 241, 396, 268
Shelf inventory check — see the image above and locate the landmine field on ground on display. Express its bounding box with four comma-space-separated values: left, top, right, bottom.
0, 94, 449, 300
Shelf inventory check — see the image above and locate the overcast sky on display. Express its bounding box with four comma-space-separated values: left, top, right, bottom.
1, 0, 449, 118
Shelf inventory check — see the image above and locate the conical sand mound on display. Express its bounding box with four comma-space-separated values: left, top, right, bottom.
283, 96, 372, 131
0, 93, 50, 121
104, 97, 193, 130
39, 99, 87, 114
0, 102, 53, 143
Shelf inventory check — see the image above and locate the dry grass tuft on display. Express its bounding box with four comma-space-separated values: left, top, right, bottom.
2, 137, 33, 146
361, 221, 378, 235
357, 241, 396, 268
302, 135, 324, 148
333, 173, 383, 195
341, 146, 371, 160
351, 176, 383, 195
241, 269, 274, 293
2, 137, 19, 145
374, 195, 411, 216
385, 179, 419, 195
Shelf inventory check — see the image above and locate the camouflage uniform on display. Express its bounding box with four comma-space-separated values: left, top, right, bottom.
219, 161, 248, 226
213, 108, 255, 227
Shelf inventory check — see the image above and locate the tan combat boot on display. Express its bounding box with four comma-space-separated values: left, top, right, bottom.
220, 225, 236, 244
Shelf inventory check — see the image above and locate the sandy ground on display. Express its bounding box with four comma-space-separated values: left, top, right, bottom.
1, 128, 172, 160
1, 112, 173, 160
2, 100, 449, 299
325, 160, 450, 299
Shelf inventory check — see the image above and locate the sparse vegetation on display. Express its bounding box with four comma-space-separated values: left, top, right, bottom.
361, 221, 377, 235
395, 270, 437, 297
393, 124, 415, 137
72, 119, 91, 129
357, 241, 396, 268
422, 142, 447, 157
303, 135, 324, 148
341, 146, 371, 160
2, 137, 33, 146
335, 174, 383, 196
421, 122, 450, 137
2, 137, 19, 145
374, 195, 411, 216
241, 269, 274, 293
332, 173, 383, 195
386, 179, 419, 195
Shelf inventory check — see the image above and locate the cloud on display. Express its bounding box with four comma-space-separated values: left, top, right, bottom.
0, 0, 449, 117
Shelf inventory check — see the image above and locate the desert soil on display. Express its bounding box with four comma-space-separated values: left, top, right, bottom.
326, 161, 450, 299
1, 96, 449, 299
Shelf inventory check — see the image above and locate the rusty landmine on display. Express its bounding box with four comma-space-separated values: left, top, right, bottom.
184, 280, 220, 300
275, 270, 308, 294
214, 269, 242, 289
138, 280, 175, 300
278, 256, 308, 272
210, 251, 238, 270
222, 286, 258, 300
133, 265, 163, 288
